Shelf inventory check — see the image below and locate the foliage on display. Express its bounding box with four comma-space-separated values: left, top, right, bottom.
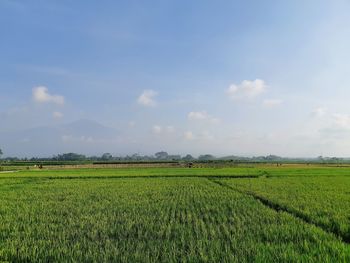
154, 151, 169, 159
2, 151, 350, 164
54, 153, 87, 161
198, 154, 216, 160
101, 153, 113, 161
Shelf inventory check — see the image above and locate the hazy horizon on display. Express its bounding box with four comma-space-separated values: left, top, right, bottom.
2, 1, 350, 157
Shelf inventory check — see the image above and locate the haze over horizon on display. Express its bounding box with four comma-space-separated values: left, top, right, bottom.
2, 1, 350, 157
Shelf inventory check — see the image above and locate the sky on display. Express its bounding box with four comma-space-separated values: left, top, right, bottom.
1, 0, 350, 157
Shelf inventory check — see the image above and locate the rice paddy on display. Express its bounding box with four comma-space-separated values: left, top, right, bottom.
0, 165, 350, 262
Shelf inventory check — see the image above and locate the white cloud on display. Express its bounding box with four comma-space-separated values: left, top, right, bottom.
333, 113, 350, 128
52, 111, 63, 119
152, 125, 175, 134
137, 90, 158, 107
188, 111, 220, 124
183, 131, 214, 141
227, 79, 266, 100
317, 113, 350, 139
263, 99, 283, 108
312, 107, 327, 118
152, 125, 162, 134
315, 113, 350, 142
32, 86, 65, 105
184, 131, 195, 140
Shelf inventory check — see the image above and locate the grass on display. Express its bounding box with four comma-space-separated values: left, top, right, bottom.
0, 165, 350, 262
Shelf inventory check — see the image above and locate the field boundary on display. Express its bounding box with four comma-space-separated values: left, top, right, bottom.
208, 178, 350, 244
0, 174, 261, 180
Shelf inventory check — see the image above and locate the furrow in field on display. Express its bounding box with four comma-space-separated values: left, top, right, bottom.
209, 178, 350, 244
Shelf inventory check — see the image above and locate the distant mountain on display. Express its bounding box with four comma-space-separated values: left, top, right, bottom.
0, 119, 120, 157
60, 119, 118, 138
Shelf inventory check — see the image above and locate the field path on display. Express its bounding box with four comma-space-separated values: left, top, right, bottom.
208, 178, 350, 245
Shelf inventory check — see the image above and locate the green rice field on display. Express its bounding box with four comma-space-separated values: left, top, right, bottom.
1, 165, 350, 262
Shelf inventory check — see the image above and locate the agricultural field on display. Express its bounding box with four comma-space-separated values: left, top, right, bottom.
0, 167, 262, 179
0, 165, 350, 262
222, 174, 350, 242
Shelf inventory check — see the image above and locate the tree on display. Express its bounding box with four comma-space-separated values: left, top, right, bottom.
155, 151, 169, 160
168, 155, 181, 161
198, 154, 215, 161
56, 153, 86, 161
101, 153, 113, 161
182, 154, 194, 161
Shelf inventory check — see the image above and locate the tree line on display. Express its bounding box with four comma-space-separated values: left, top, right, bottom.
0, 148, 347, 164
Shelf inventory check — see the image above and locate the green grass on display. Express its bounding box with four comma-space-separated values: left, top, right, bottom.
1, 166, 350, 262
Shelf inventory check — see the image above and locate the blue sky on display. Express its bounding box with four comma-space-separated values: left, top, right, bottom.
1, 0, 350, 157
